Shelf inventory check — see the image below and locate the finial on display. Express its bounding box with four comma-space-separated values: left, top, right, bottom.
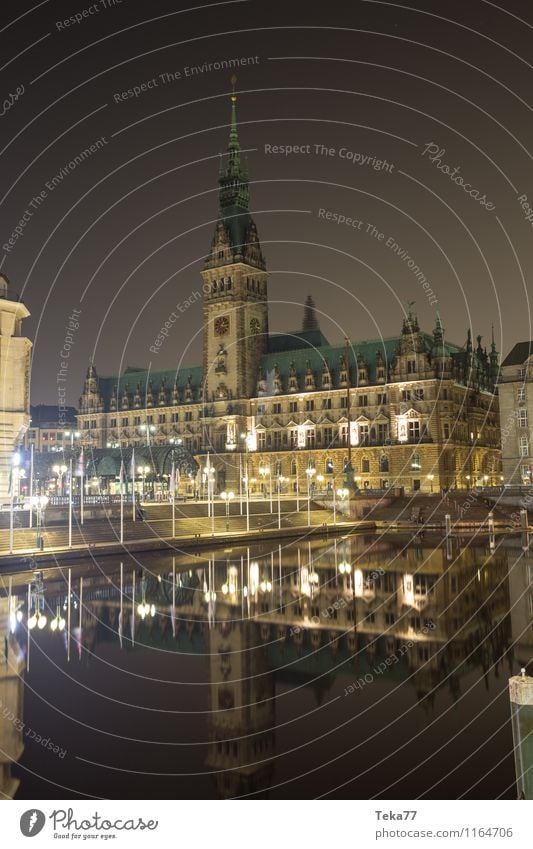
230, 74, 237, 102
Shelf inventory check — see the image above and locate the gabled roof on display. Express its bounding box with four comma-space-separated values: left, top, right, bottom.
501, 341, 533, 367
97, 364, 203, 407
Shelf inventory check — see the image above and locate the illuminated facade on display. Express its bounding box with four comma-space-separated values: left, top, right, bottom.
77, 93, 501, 494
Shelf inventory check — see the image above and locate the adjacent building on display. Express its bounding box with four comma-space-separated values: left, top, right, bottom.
23, 404, 78, 453
77, 90, 501, 494
498, 342, 533, 486
0, 274, 31, 499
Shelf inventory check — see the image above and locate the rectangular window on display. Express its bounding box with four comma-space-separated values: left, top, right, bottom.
90, 419, 97, 429
519, 436, 529, 456
134, 415, 141, 426
377, 423, 388, 442
258, 432, 266, 449
340, 396, 348, 408
518, 409, 528, 427
257, 404, 266, 414
272, 403, 282, 414
110, 418, 117, 428
359, 424, 369, 444
185, 411, 193, 422
517, 387, 526, 402
401, 389, 412, 402
358, 395, 368, 407
121, 417, 129, 427
408, 420, 420, 441
414, 388, 424, 401
323, 427, 333, 446
306, 429, 315, 448
289, 401, 298, 413
407, 360, 417, 374
273, 431, 282, 448
289, 429, 298, 448
322, 398, 332, 410
443, 423, 450, 439
159, 414, 166, 424
377, 393, 387, 405
518, 366, 526, 378
171, 412, 179, 423
146, 415, 153, 424
305, 399, 315, 412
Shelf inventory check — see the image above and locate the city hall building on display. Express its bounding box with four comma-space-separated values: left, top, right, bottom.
77, 90, 501, 495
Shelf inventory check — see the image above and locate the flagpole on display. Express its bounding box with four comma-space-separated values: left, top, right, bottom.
171, 460, 176, 537
68, 458, 73, 548
239, 454, 243, 515
132, 448, 136, 521
80, 450, 84, 526
29, 444, 34, 529
119, 561, 123, 649
120, 461, 124, 545
67, 567, 71, 662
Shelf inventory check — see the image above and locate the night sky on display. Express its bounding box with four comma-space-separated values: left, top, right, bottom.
2, 0, 533, 405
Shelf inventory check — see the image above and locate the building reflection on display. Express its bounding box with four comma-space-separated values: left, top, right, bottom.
4, 533, 516, 798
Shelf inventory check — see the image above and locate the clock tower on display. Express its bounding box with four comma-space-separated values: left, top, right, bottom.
201, 79, 268, 403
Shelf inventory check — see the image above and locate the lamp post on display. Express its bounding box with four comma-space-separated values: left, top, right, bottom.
139, 423, 156, 446
9, 452, 21, 553
137, 465, 150, 500
305, 466, 316, 527
64, 430, 81, 449
240, 432, 250, 533
52, 463, 67, 496
259, 463, 272, 513
277, 475, 285, 530
220, 490, 235, 531
337, 487, 349, 522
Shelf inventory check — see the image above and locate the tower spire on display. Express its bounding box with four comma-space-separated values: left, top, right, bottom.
228, 74, 239, 158
302, 295, 319, 332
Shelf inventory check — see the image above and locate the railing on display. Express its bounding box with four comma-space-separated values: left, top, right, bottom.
47, 495, 136, 507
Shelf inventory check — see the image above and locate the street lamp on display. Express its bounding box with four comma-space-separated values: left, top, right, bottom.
220, 490, 235, 531
259, 463, 272, 512
137, 465, 150, 499
29, 495, 49, 550
305, 466, 316, 527
277, 474, 285, 529
52, 463, 68, 495
64, 430, 81, 448
139, 423, 156, 446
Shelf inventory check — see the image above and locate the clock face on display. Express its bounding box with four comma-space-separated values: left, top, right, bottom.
214, 315, 230, 336
250, 317, 260, 335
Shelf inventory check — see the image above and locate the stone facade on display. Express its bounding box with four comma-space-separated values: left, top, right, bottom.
77, 93, 501, 494
0, 275, 31, 499
498, 342, 533, 485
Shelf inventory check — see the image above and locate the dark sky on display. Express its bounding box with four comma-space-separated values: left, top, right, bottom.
2, 0, 533, 405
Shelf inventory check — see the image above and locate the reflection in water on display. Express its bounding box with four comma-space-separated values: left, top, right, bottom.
1, 532, 531, 799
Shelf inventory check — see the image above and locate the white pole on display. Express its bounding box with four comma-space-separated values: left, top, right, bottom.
68, 458, 73, 548
80, 453, 84, 526
67, 567, 71, 662
132, 448, 136, 522
296, 474, 300, 511
131, 570, 135, 646
239, 454, 243, 515
29, 444, 33, 529
120, 463, 124, 545
269, 464, 273, 514
277, 480, 281, 530
119, 561, 123, 648
333, 484, 337, 525
27, 582, 31, 673
9, 488, 14, 554
245, 453, 250, 533
307, 476, 311, 527
171, 460, 176, 537
278, 543, 282, 607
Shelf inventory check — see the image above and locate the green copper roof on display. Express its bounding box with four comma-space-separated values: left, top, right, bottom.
97, 364, 202, 407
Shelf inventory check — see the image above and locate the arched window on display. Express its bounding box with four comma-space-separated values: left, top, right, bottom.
362, 457, 370, 473
411, 453, 421, 471
325, 457, 334, 474
379, 455, 389, 473
291, 459, 297, 475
